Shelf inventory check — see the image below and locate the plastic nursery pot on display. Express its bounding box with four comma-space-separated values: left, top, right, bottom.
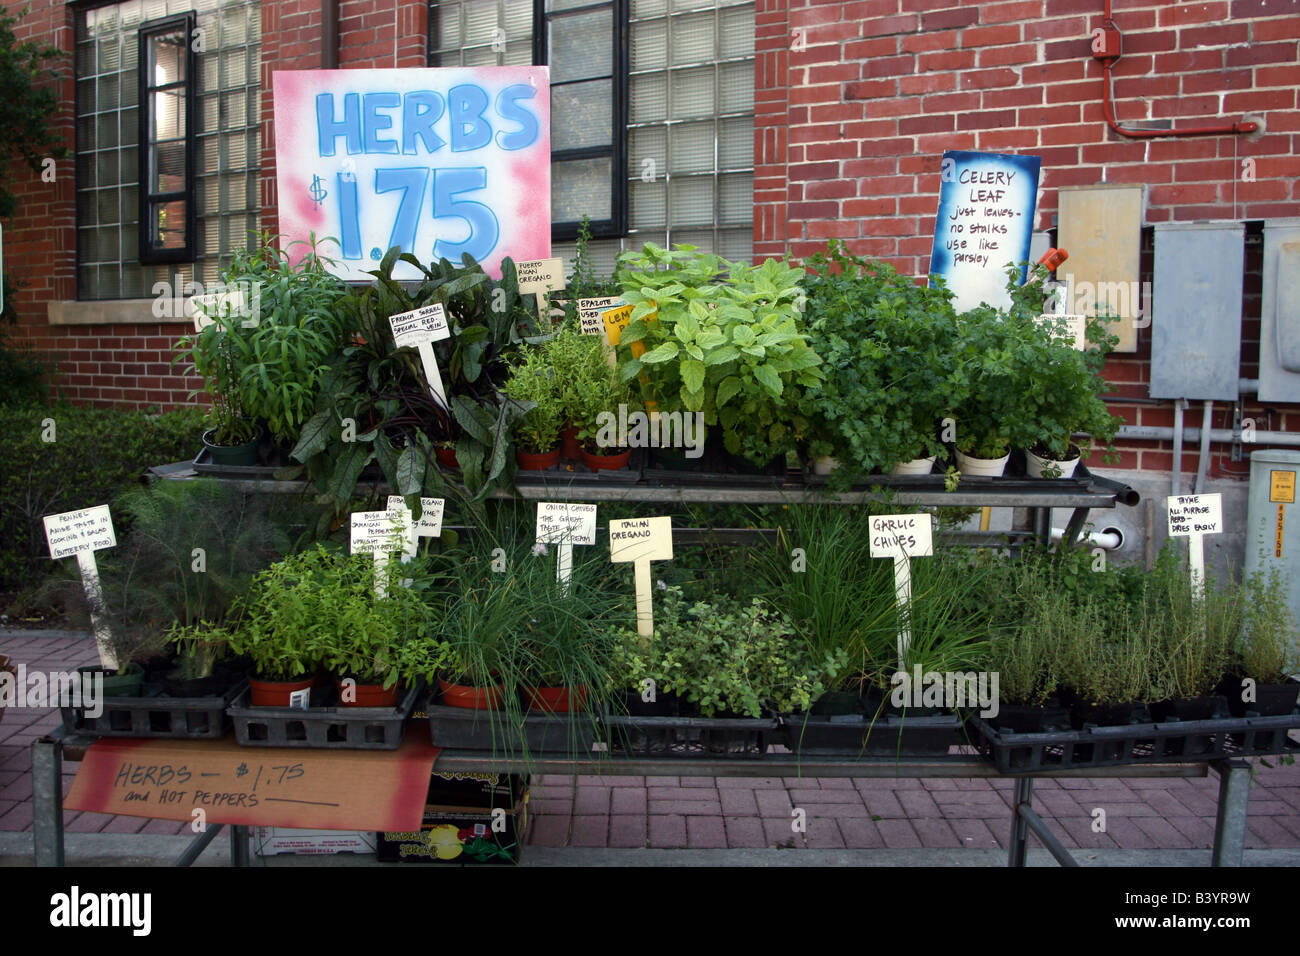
523, 684, 590, 714
810, 691, 861, 716
248, 675, 315, 707
516, 447, 561, 470
337, 678, 402, 708
163, 673, 234, 699
202, 426, 261, 467
560, 426, 583, 460
437, 676, 505, 711
1025, 444, 1081, 479
724, 450, 784, 476
955, 448, 1010, 478
651, 445, 699, 470
811, 455, 840, 476
579, 445, 631, 471
1221, 674, 1300, 717
1068, 699, 1143, 729
435, 446, 460, 469
77, 663, 145, 698
1147, 695, 1228, 723
891, 455, 937, 476
621, 689, 679, 717
989, 704, 1071, 735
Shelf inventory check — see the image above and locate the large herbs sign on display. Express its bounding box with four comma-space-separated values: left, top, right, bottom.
272, 68, 551, 281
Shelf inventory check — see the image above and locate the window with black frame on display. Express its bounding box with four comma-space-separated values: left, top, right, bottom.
429, 0, 754, 276
138, 13, 196, 264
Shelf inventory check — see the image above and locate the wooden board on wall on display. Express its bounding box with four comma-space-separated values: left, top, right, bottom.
1056, 185, 1147, 353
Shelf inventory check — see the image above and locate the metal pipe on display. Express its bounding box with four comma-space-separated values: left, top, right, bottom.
1172, 398, 1185, 496
174, 822, 223, 866
1194, 401, 1213, 493
321, 0, 338, 69
1117, 425, 1300, 447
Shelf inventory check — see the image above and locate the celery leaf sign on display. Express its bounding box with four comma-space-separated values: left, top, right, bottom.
272, 68, 551, 282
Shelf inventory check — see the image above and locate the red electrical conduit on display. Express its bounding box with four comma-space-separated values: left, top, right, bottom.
1096, 0, 1257, 138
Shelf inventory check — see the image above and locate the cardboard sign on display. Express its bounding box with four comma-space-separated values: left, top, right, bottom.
929, 149, 1042, 313
44, 506, 116, 561
1038, 313, 1088, 350
577, 296, 625, 335
272, 67, 551, 282
536, 502, 597, 546
609, 516, 673, 563
1167, 494, 1223, 536
350, 509, 413, 554
64, 736, 439, 830
602, 304, 636, 345
389, 303, 450, 347
515, 257, 565, 295
868, 514, 935, 559
387, 495, 445, 537
1270, 470, 1296, 504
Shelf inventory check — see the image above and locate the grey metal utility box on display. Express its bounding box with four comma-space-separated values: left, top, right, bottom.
1258, 219, 1300, 403
1244, 449, 1300, 674
1149, 221, 1244, 401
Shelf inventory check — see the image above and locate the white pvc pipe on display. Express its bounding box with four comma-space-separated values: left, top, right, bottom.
1050, 526, 1124, 551
1194, 400, 1213, 493
1172, 398, 1185, 497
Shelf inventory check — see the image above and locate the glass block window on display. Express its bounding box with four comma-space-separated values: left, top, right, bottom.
76, 0, 261, 301
430, 0, 754, 270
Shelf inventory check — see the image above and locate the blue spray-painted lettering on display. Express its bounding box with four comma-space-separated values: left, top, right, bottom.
362, 92, 401, 154
431, 167, 498, 263
448, 85, 491, 152
403, 91, 446, 154
494, 85, 539, 151
317, 92, 362, 156
375, 167, 430, 255
338, 172, 361, 259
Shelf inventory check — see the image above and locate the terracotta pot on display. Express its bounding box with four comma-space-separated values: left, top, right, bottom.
438, 676, 504, 711
435, 446, 460, 468
579, 446, 631, 471
516, 447, 561, 470
248, 675, 315, 707
337, 678, 401, 708
560, 426, 582, 460
524, 684, 590, 714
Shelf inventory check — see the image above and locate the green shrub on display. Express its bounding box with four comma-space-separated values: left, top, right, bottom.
0, 403, 204, 593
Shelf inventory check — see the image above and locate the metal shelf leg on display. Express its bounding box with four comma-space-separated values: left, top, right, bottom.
1008, 776, 1034, 867
1211, 759, 1250, 867
32, 738, 64, 867
230, 824, 250, 867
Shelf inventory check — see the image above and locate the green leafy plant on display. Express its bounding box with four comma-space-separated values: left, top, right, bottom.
799, 243, 965, 481
612, 244, 824, 464
163, 620, 230, 681
173, 297, 258, 447
1238, 566, 1298, 684
503, 342, 564, 454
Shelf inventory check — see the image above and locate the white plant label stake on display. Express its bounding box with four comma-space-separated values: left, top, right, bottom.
515, 257, 566, 318
350, 509, 413, 598
389, 303, 451, 412
43, 505, 118, 669
869, 513, 935, 671
609, 516, 673, 638
386, 495, 445, 563
536, 502, 598, 592
1167, 493, 1223, 603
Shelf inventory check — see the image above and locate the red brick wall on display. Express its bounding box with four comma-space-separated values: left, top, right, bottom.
756, 0, 1300, 478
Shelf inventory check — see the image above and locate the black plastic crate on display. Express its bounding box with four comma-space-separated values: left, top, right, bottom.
227, 681, 421, 749
425, 700, 600, 755
971, 712, 1300, 773
604, 713, 776, 759
781, 712, 962, 756
60, 680, 247, 739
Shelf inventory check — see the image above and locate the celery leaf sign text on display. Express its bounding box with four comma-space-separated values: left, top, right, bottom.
272, 67, 551, 282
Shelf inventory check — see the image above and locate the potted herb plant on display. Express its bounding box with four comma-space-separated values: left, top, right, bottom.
175, 306, 261, 466
572, 355, 639, 471
1226, 565, 1300, 716
503, 342, 564, 470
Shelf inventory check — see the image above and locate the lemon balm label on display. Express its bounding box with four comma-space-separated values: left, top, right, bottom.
273, 67, 551, 282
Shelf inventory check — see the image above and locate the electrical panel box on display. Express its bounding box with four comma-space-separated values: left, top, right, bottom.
1149, 221, 1244, 401
1258, 218, 1300, 403
1057, 184, 1146, 352
1244, 449, 1300, 674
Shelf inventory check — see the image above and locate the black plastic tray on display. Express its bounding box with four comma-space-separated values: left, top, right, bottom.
424, 700, 600, 755
515, 447, 647, 484
603, 713, 776, 759
971, 712, 1300, 773
60, 679, 248, 739
780, 712, 963, 756
227, 681, 421, 749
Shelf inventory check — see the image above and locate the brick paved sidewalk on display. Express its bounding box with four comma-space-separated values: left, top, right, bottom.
4, 630, 1300, 854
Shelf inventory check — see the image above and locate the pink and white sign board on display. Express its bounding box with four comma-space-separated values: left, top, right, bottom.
273, 67, 551, 282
